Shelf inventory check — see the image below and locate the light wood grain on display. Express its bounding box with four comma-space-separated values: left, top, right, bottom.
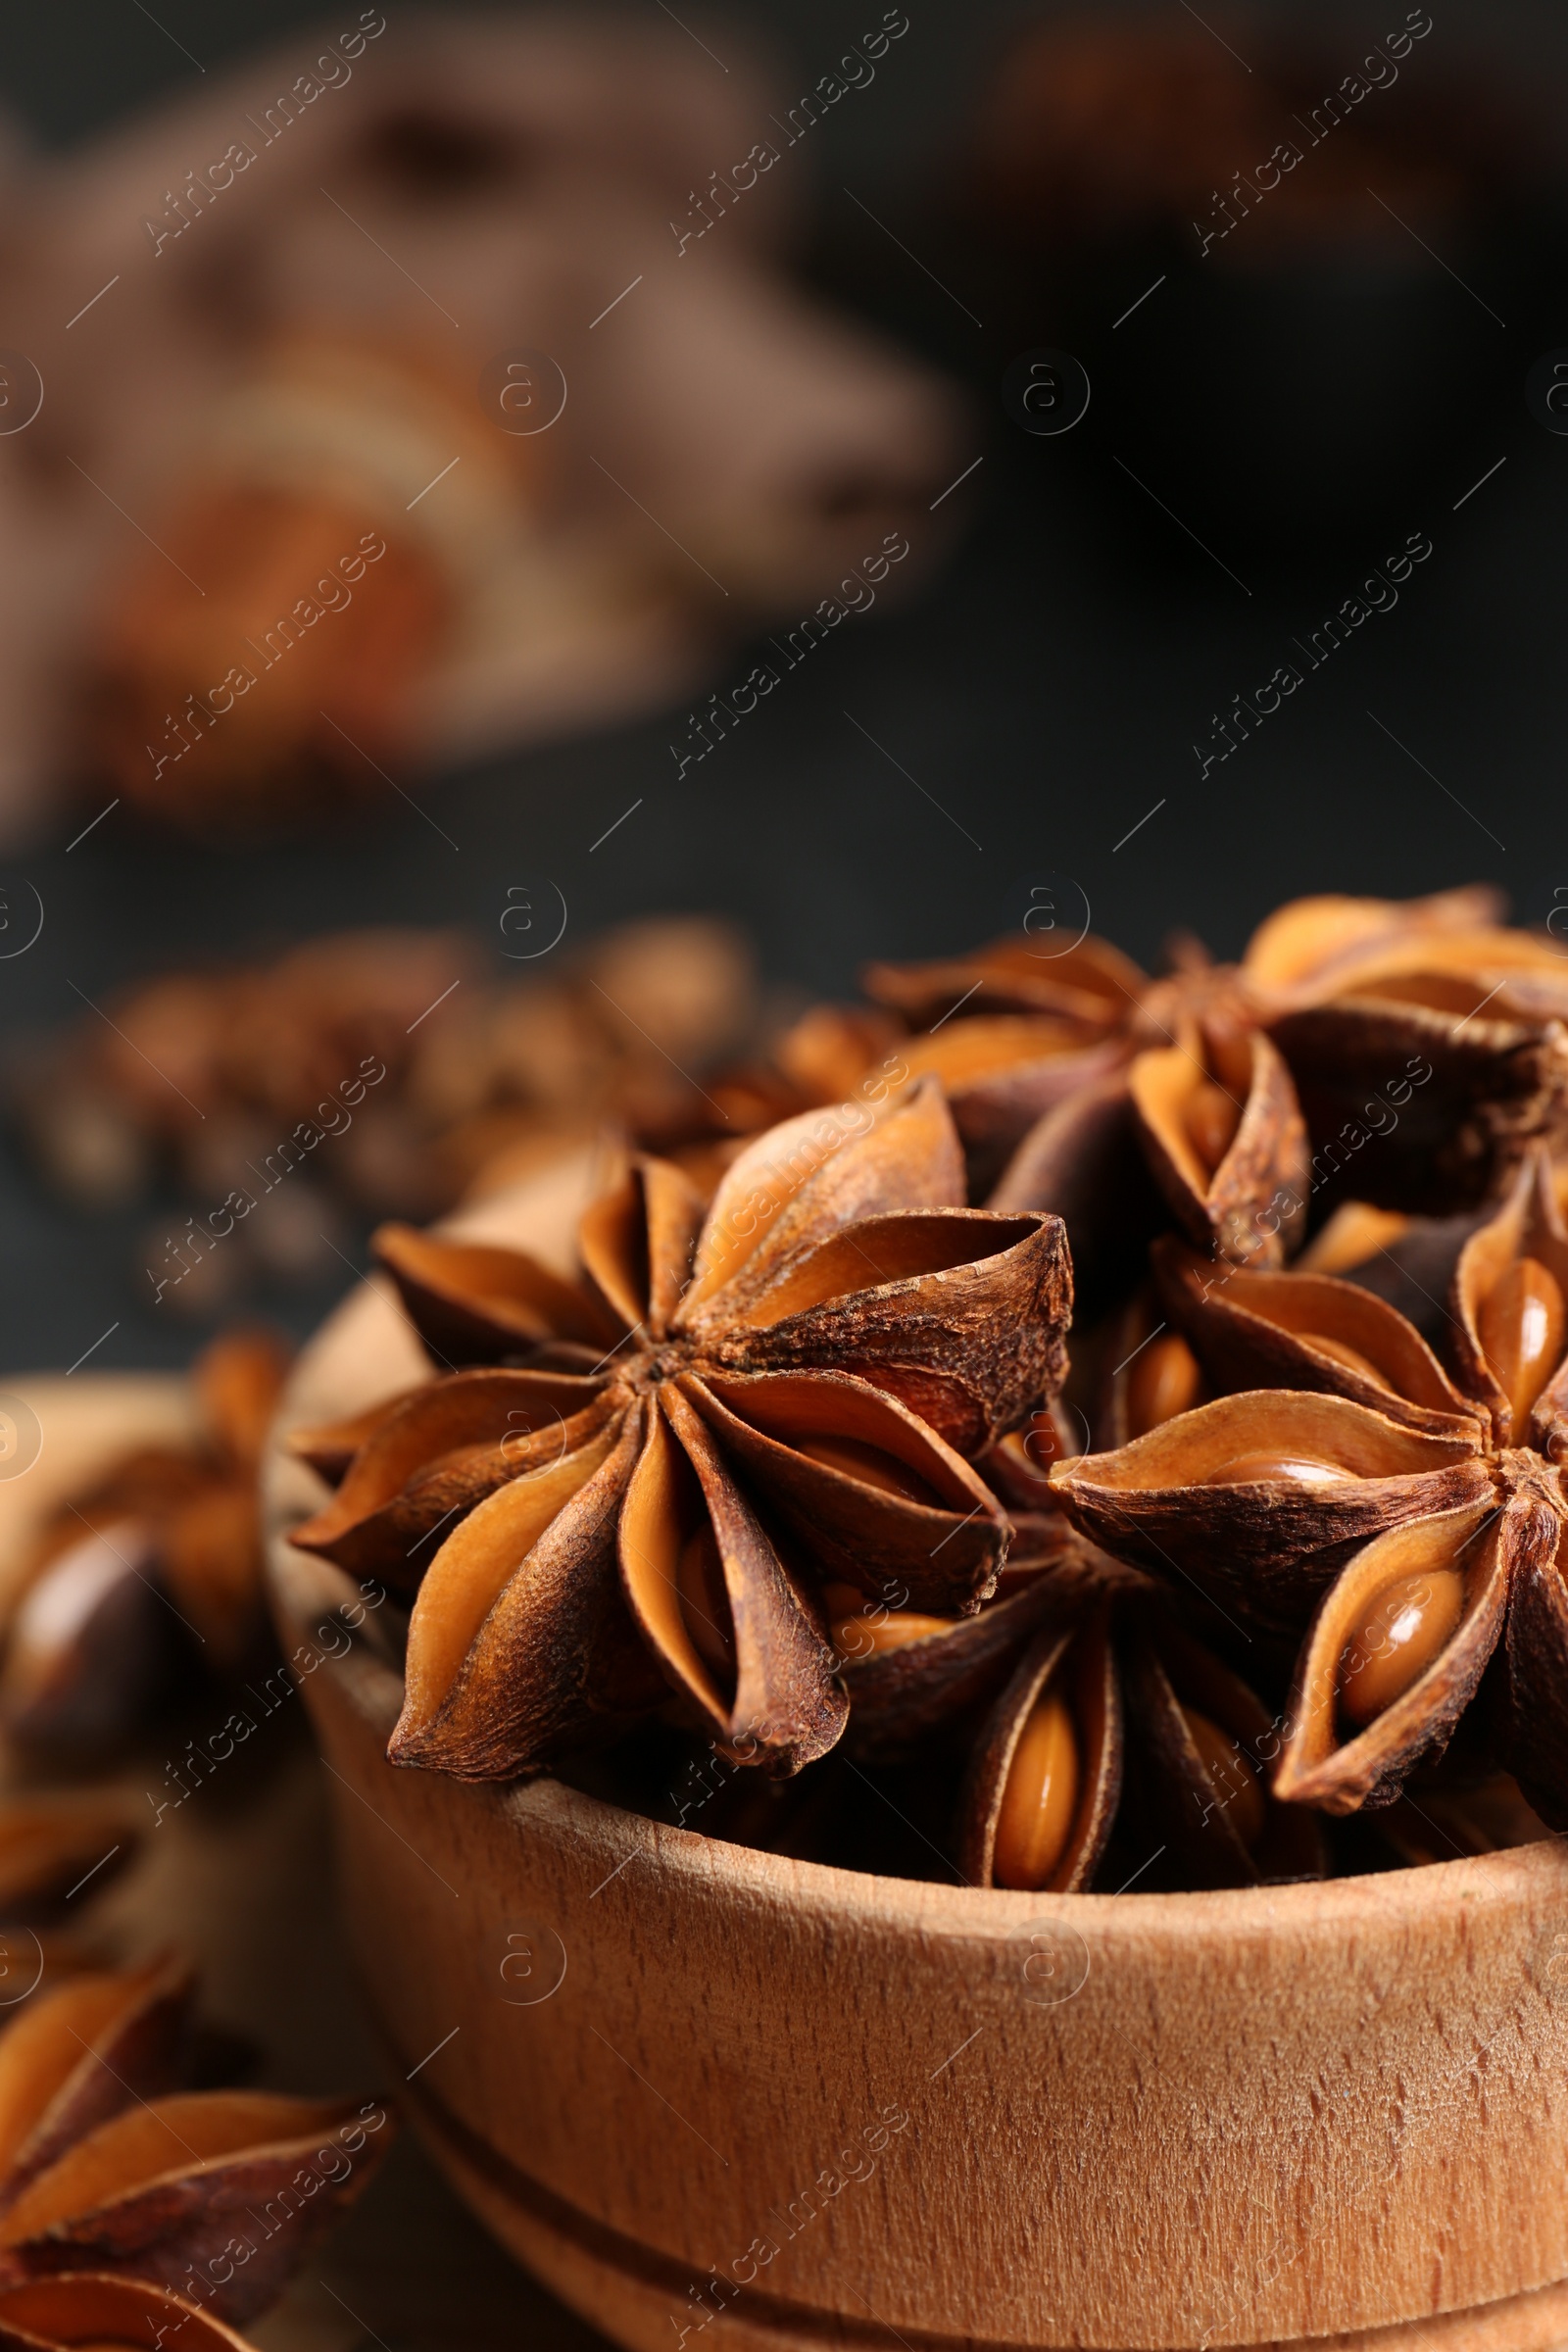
265, 1165, 1568, 2352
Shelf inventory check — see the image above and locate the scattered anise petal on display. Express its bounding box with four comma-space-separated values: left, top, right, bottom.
1273, 1501, 1511, 1814
1152, 1236, 1478, 1439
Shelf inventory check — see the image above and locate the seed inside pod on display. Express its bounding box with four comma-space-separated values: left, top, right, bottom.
1182, 1706, 1265, 1849
1184, 1079, 1242, 1178
1301, 1335, 1392, 1390
831, 1607, 957, 1660
1126, 1332, 1205, 1438
794, 1436, 940, 1507
676, 1524, 735, 1681
1338, 1568, 1463, 1727
1201, 1450, 1348, 1487
993, 1688, 1080, 1890
1477, 1256, 1565, 1442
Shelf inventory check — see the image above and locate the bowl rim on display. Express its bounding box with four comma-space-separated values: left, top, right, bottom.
264, 1152, 1568, 1942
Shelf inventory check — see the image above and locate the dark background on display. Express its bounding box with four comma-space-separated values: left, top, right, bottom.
2, 0, 1567, 1369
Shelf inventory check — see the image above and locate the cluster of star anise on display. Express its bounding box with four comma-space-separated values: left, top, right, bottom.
290, 886, 1568, 1894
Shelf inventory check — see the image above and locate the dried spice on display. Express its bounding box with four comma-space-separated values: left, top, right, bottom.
11, 921, 757, 1277
0, 1800, 140, 1925
834, 1522, 1322, 1891
869, 892, 1568, 1293
1, 1334, 289, 1756
1053, 1149, 1568, 1826
291, 1083, 1071, 1779
0, 2271, 261, 2349
0, 1959, 389, 2327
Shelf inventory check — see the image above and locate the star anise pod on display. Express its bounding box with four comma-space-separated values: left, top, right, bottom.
872, 888, 1568, 1285
832, 1522, 1322, 1891
2, 1335, 290, 1755
1244, 886, 1568, 1211
0, 2273, 262, 2349
1052, 1148, 1568, 1824
0, 1958, 391, 2326
868, 926, 1310, 1280
290, 1083, 1071, 1780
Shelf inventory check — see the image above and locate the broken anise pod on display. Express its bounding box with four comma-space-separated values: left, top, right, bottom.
290, 1082, 1071, 1780
1053, 1147, 1568, 1825
0, 1956, 391, 2325
1, 1335, 290, 1755
834, 1523, 1321, 1891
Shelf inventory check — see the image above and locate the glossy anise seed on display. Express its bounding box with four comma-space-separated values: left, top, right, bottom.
1477, 1255, 1565, 1443
1125, 1332, 1204, 1438
992, 1688, 1080, 1889
1182, 1706, 1265, 1849
1304, 1335, 1392, 1389
1201, 1450, 1348, 1486
832, 1607, 959, 1660
794, 1435, 940, 1505
1338, 1568, 1463, 1727
1184, 1080, 1242, 1178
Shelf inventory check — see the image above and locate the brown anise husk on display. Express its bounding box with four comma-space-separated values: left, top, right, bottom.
1054, 1147, 1568, 1825
1151, 1235, 1477, 1439
291, 1082, 1072, 1782
1243, 886, 1568, 1212
0, 1960, 390, 2326
1, 1336, 290, 1756
871, 893, 1568, 1290
0, 1799, 141, 1923
0, 2272, 260, 2349
835, 1527, 1322, 1892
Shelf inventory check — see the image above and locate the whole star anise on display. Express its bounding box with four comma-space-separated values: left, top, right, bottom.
1052, 1147, 1568, 1825
832, 1520, 1322, 1891
2, 1333, 290, 1756
869, 888, 1568, 1291
0, 1957, 391, 2327
290, 1082, 1071, 1780
0, 2272, 263, 2349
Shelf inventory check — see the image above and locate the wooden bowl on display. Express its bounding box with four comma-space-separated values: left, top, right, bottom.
264, 1157, 1568, 2352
